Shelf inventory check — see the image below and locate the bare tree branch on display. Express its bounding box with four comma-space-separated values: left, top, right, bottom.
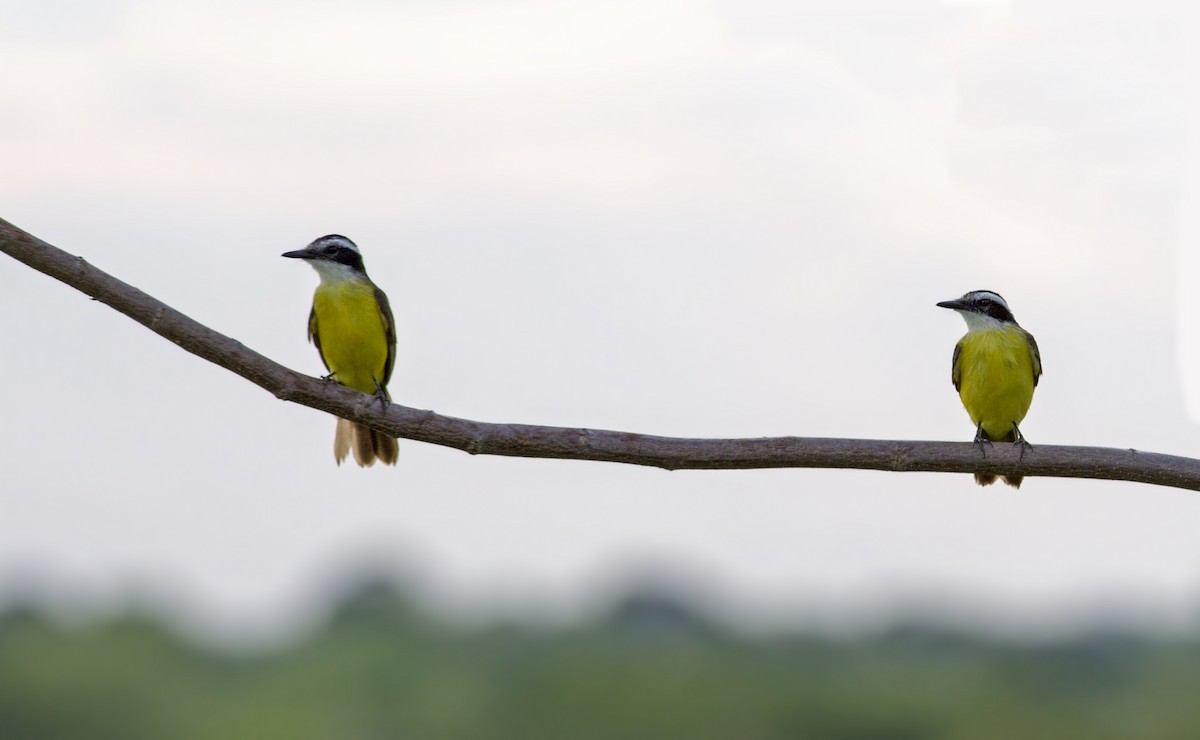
3, 216, 1198, 490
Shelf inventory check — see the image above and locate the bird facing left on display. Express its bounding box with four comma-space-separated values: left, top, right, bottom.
937, 290, 1041, 488
283, 235, 399, 467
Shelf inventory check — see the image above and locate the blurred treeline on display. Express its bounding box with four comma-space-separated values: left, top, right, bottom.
2, 581, 1199, 740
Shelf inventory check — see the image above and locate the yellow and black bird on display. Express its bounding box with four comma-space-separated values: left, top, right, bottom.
283, 235, 398, 467
937, 290, 1041, 487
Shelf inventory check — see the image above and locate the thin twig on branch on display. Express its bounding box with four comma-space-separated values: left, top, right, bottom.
2, 217, 1198, 490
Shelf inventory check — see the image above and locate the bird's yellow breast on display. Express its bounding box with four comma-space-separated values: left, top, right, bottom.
311, 280, 390, 395
955, 326, 1037, 441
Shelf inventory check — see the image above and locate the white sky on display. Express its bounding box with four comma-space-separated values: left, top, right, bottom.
4, 0, 1200, 639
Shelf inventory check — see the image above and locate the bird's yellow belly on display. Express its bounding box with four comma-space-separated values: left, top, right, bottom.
313, 284, 389, 395
958, 330, 1035, 440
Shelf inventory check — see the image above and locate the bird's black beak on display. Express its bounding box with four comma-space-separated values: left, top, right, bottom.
282, 249, 314, 260
936, 299, 965, 310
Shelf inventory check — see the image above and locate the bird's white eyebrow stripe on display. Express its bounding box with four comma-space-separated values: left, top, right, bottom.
309, 235, 361, 255
963, 290, 1008, 309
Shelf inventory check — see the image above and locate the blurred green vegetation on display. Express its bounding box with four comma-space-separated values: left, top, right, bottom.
1, 582, 1198, 740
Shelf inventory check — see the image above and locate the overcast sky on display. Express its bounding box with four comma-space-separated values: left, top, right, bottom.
4, 0, 1200, 640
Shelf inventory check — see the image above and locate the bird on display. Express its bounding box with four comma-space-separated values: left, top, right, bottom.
283, 235, 398, 467
937, 290, 1041, 488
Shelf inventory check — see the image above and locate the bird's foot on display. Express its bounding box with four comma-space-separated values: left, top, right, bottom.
371, 380, 391, 412
1012, 424, 1031, 460
972, 424, 992, 455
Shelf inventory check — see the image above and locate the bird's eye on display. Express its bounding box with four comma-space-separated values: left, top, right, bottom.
978, 298, 992, 307
323, 245, 338, 255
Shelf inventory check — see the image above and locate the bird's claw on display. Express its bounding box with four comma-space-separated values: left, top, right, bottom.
1012, 424, 1031, 460
972, 423, 992, 455
372, 380, 390, 411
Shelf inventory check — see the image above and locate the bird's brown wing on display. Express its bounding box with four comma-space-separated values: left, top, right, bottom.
1024, 329, 1042, 387
374, 284, 397, 388
307, 305, 332, 374
951, 340, 963, 392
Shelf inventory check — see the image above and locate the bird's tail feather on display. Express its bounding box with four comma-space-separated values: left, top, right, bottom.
974, 472, 998, 487
335, 418, 354, 465
372, 429, 399, 466
334, 418, 399, 467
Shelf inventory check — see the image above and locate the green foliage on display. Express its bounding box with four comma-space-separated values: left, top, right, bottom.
0, 585, 1197, 740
